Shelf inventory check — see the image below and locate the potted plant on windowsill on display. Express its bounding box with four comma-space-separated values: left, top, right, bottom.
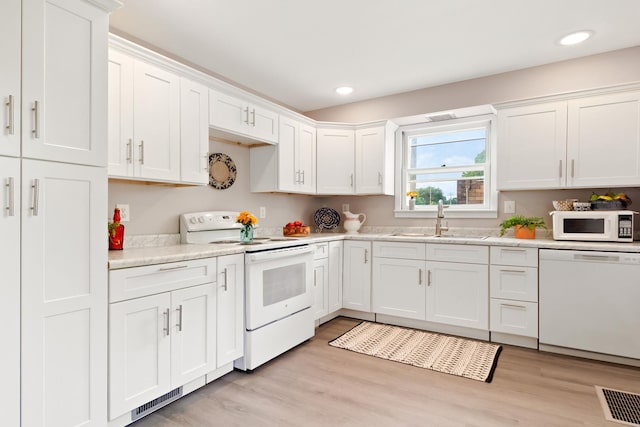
499, 215, 547, 239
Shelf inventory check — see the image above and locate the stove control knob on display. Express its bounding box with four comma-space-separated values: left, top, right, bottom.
198, 216, 205, 223
189, 217, 197, 224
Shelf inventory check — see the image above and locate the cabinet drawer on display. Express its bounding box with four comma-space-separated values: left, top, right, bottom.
426, 244, 488, 264
109, 258, 217, 303
490, 246, 538, 267
490, 265, 538, 302
313, 243, 329, 260
490, 298, 538, 338
373, 241, 426, 260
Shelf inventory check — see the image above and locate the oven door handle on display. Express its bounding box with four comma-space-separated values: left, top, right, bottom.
246, 246, 313, 263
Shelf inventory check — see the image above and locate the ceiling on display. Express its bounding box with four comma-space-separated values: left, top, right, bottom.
109, 0, 640, 113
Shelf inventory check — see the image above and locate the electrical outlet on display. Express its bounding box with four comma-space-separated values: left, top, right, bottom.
342, 204, 349, 213
116, 204, 130, 222
259, 206, 266, 219
504, 200, 516, 214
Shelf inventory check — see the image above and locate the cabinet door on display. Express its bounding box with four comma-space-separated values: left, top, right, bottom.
171, 284, 216, 386
278, 116, 298, 192
22, 0, 108, 166
133, 60, 181, 181
250, 104, 279, 143
217, 254, 245, 366
425, 261, 489, 330
109, 293, 172, 420
328, 241, 343, 313
180, 78, 209, 184
317, 128, 355, 194
298, 124, 316, 193
372, 258, 425, 320
209, 89, 247, 135
313, 258, 329, 320
0, 157, 20, 427
0, 0, 20, 158
107, 49, 134, 177
355, 126, 385, 194
496, 102, 567, 190
567, 91, 640, 187
342, 241, 372, 311
21, 159, 108, 427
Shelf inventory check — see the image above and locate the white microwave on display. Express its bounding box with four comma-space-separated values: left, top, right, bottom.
551, 210, 636, 242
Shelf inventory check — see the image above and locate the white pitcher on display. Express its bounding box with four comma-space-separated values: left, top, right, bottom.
343, 211, 366, 234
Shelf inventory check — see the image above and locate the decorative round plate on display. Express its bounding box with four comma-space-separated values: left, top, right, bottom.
209, 153, 237, 190
314, 208, 341, 230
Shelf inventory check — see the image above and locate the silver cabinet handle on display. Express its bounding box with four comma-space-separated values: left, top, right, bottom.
418, 269, 423, 285
313, 269, 317, 287
31, 179, 40, 216
295, 170, 300, 184
350, 174, 354, 187
176, 305, 183, 331
558, 159, 562, 178
223, 267, 228, 291
159, 264, 188, 271
378, 172, 382, 185
364, 248, 368, 264
244, 107, 249, 124
301, 170, 305, 185
126, 139, 132, 163
163, 308, 171, 336
251, 109, 256, 126
139, 140, 144, 164
5, 177, 15, 216
204, 152, 209, 171
5, 95, 14, 135
571, 159, 575, 178
427, 270, 431, 286
500, 303, 525, 310
32, 100, 40, 139
501, 269, 526, 274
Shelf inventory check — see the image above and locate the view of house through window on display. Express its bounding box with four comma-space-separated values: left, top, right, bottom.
400, 117, 494, 214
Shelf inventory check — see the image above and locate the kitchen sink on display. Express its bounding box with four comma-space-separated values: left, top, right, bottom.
390, 233, 488, 240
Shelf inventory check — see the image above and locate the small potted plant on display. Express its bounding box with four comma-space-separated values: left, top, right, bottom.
499, 215, 547, 239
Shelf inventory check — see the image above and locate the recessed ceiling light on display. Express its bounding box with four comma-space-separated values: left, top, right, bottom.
335, 86, 354, 95
559, 30, 593, 46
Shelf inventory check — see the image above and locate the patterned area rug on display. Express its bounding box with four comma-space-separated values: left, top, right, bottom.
329, 322, 502, 383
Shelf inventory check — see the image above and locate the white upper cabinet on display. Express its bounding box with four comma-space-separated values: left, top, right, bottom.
180, 78, 209, 185
0, 0, 20, 158
108, 48, 181, 182
209, 88, 278, 144
250, 117, 317, 194
317, 122, 396, 195
567, 91, 640, 188
497, 88, 640, 190
22, 0, 108, 166
355, 124, 396, 195
497, 102, 568, 190
316, 128, 356, 194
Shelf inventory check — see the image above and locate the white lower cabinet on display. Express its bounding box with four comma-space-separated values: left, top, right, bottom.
216, 254, 244, 367
373, 257, 425, 320
342, 241, 372, 311
0, 156, 20, 427
489, 246, 539, 345
313, 257, 329, 319
328, 241, 344, 314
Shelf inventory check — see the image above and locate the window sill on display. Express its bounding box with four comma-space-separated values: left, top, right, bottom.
394, 209, 498, 219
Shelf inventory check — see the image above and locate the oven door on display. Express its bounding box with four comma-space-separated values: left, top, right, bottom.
244, 246, 313, 331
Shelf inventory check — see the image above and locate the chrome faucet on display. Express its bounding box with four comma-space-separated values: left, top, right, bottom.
435, 199, 449, 237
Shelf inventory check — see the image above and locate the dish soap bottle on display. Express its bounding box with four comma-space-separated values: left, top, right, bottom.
108, 207, 125, 250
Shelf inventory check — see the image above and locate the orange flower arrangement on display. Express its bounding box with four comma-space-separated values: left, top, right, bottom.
236, 211, 258, 226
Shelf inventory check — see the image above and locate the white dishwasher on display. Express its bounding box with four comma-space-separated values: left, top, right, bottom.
539, 249, 640, 360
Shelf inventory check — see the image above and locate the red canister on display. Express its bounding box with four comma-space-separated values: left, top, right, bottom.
109, 207, 125, 250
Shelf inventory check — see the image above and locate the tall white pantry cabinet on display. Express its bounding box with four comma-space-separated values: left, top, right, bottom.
1, 0, 119, 426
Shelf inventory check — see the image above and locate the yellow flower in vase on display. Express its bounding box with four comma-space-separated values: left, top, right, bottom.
236, 211, 258, 243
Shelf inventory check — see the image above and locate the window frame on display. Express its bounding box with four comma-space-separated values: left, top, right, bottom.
394, 114, 498, 219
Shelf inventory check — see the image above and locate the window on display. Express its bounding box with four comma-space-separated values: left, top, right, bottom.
395, 115, 497, 218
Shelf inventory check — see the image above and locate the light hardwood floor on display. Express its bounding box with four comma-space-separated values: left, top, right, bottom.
133, 317, 640, 426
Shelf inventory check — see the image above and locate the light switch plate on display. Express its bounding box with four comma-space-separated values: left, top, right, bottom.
342, 204, 349, 213
116, 204, 130, 222
259, 206, 266, 219
503, 200, 516, 214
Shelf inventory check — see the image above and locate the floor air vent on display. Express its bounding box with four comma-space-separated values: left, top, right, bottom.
596, 386, 640, 426
131, 387, 183, 422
